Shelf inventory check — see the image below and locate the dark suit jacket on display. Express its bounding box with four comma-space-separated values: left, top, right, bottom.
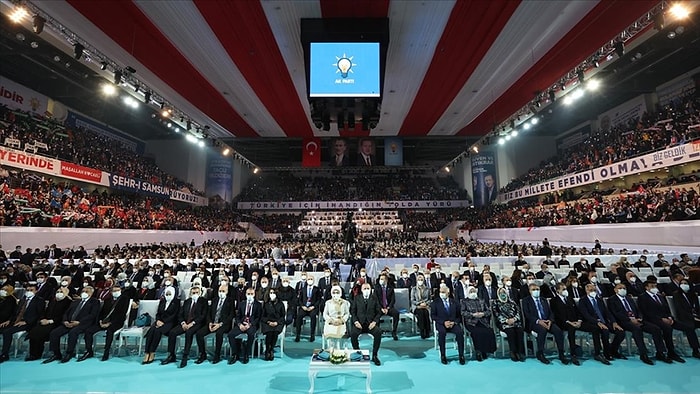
155, 299, 180, 325
62, 298, 100, 326
373, 285, 396, 309
550, 295, 581, 329
578, 295, 615, 326
14, 295, 45, 327
100, 295, 130, 328
356, 153, 377, 166
207, 295, 235, 325
298, 285, 322, 309
36, 281, 55, 301
234, 300, 262, 330
477, 285, 497, 307
396, 277, 413, 289
430, 297, 460, 326
351, 295, 382, 325
637, 292, 673, 324
178, 297, 208, 325
430, 273, 447, 288
522, 296, 554, 330
607, 295, 641, 323
672, 290, 699, 326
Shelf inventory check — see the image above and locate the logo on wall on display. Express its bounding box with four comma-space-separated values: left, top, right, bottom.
333, 54, 356, 78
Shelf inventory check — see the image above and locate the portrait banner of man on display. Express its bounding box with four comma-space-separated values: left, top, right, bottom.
329, 138, 351, 167
471, 152, 498, 208
356, 138, 377, 166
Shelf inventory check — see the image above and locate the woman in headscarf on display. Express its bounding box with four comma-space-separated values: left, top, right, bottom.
460, 286, 496, 361
410, 274, 432, 339
142, 286, 179, 364
492, 287, 525, 362
322, 285, 350, 349
261, 288, 285, 361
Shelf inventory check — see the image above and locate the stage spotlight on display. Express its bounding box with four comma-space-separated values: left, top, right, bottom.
144, 91, 151, 103
101, 83, 116, 96
587, 79, 601, 91
498, 137, 505, 145
32, 15, 46, 34
10, 7, 28, 23
223, 148, 230, 156
113, 70, 122, 85
253, 168, 260, 174
100, 61, 108, 70
511, 130, 519, 137
198, 140, 205, 148
530, 117, 539, 125
654, 12, 665, 30
73, 43, 84, 60
614, 41, 624, 57
669, 3, 690, 19
472, 146, 479, 153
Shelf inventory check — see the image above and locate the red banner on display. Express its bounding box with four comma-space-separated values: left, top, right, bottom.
301, 137, 321, 167
60, 161, 103, 183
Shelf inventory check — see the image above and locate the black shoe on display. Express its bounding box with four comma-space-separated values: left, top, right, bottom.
77, 351, 93, 362
476, 352, 483, 362
0, 354, 9, 363
459, 356, 465, 365
269, 351, 275, 361
242, 356, 249, 364
160, 354, 176, 365
212, 355, 221, 364
60, 353, 73, 363
571, 356, 580, 366
603, 353, 614, 361
668, 352, 685, 363
692, 350, 700, 359
537, 353, 551, 365
559, 354, 570, 365
309, 335, 315, 342
294, 336, 300, 343
518, 353, 526, 362
228, 354, 239, 365
640, 354, 654, 365
195, 354, 207, 364
441, 355, 448, 365
656, 352, 672, 364
594, 354, 611, 365
25, 355, 40, 362
510, 352, 518, 362
612, 352, 627, 360
42, 354, 60, 364
178, 357, 187, 368
372, 356, 381, 366
392, 333, 398, 341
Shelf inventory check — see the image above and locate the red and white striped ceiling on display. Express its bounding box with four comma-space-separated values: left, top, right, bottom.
34, 0, 658, 139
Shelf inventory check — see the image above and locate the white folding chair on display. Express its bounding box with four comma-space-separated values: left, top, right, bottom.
117, 300, 159, 356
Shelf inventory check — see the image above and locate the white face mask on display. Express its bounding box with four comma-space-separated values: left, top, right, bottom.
238, 271, 244, 276
590, 277, 598, 283
614, 279, 621, 285
124, 281, 132, 288
301, 275, 307, 281
164, 280, 172, 286
164, 273, 171, 278
324, 272, 330, 277
531, 290, 540, 298
629, 277, 637, 283
112, 291, 121, 298
413, 268, 418, 273
282, 282, 290, 288
55, 292, 66, 301
331, 293, 341, 300
0, 290, 7, 297
272, 275, 279, 279
191, 294, 200, 302
149, 272, 155, 276
261, 282, 269, 289
402, 273, 408, 279
617, 289, 627, 297
417, 280, 424, 286
307, 280, 314, 285
37, 278, 45, 284
246, 295, 255, 303
61, 281, 69, 287
221, 281, 228, 286
649, 287, 659, 295
165, 294, 174, 301
362, 290, 371, 298
439, 292, 448, 300
467, 292, 478, 300
561, 290, 569, 297
588, 291, 597, 298
269, 293, 277, 301
199, 273, 205, 278
80, 292, 89, 300
484, 280, 491, 286
680, 284, 690, 292
572, 282, 579, 288
527, 279, 535, 285
251, 276, 258, 281
505, 280, 512, 287
133, 268, 138, 273
218, 291, 227, 298
360, 272, 366, 277
25, 291, 35, 298
379, 280, 385, 286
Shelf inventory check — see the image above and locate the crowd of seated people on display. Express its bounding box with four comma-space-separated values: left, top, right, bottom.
501, 90, 700, 193
0, 105, 204, 196
0, 242, 697, 367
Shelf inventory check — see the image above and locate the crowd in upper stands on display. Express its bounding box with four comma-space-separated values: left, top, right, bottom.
501, 90, 700, 193
0, 105, 205, 196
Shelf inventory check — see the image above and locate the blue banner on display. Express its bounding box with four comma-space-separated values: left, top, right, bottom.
471, 152, 498, 208
384, 137, 403, 166
205, 152, 233, 206
65, 111, 145, 153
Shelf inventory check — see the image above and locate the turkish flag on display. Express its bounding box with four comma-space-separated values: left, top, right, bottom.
302, 137, 321, 167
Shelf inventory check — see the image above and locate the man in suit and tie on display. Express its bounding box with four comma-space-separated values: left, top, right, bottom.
79, 284, 130, 361
431, 286, 465, 365
330, 138, 351, 167
0, 284, 44, 363
350, 283, 383, 366
522, 284, 568, 365
374, 274, 400, 340
228, 287, 262, 364
295, 275, 321, 342
607, 283, 664, 365
550, 283, 593, 366
454, 275, 470, 302
578, 283, 626, 364
35, 272, 54, 300
637, 280, 694, 363
477, 275, 497, 307
44, 286, 100, 363
356, 138, 377, 166
161, 286, 208, 368
195, 285, 234, 364
672, 279, 700, 358
483, 173, 498, 203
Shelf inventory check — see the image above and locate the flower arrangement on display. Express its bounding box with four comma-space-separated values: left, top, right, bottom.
329, 349, 349, 365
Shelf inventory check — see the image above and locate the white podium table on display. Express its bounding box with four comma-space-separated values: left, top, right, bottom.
308, 349, 372, 393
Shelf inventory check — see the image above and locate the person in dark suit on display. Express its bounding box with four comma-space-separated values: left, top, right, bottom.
374, 274, 400, 340
549, 283, 583, 365
79, 284, 130, 361
142, 287, 179, 365
637, 280, 694, 363
330, 138, 351, 167
44, 286, 100, 363
477, 275, 497, 307
521, 284, 568, 365
624, 272, 644, 297
0, 284, 44, 362
396, 269, 413, 289
454, 275, 470, 302
295, 275, 321, 342
578, 283, 626, 363
463, 263, 480, 285
606, 284, 662, 365
162, 286, 208, 368
260, 288, 285, 361
277, 278, 298, 326
35, 272, 54, 301
672, 279, 700, 358
356, 138, 377, 166
195, 285, 234, 364
501, 276, 520, 304
227, 287, 262, 364
26, 288, 71, 361
350, 283, 383, 366
431, 286, 465, 365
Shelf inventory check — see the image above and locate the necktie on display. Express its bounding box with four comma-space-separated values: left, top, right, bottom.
536, 299, 545, 320
487, 287, 492, 299
245, 302, 252, 317
573, 288, 579, 298
72, 300, 85, 321
215, 299, 224, 323
426, 278, 431, 289
365, 156, 371, 166
622, 297, 633, 316
654, 294, 662, 305
15, 298, 27, 324
591, 297, 605, 322
444, 300, 449, 312
188, 301, 195, 321
382, 287, 388, 308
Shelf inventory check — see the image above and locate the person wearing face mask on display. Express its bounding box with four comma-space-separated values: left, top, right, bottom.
156, 275, 178, 300
577, 283, 627, 364
409, 264, 421, 286
190, 269, 211, 289
260, 289, 285, 361
295, 275, 321, 343
228, 287, 262, 365
323, 285, 350, 350
624, 272, 644, 297
671, 279, 700, 358
535, 263, 550, 280
461, 286, 496, 361
566, 276, 582, 300
431, 287, 465, 365
374, 274, 400, 340
317, 269, 334, 293
350, 283, 383, 366
493, 287, 525, 362
142, 286, 179, 365
58, 276, 78, 299
638, 280, 694, 363
256, 277, 271, 303
44, 286, 100, 364
501, 276, 520, 303
477, 274, 497, 307
429, 265, 446, 291
162, 286, 208, 368
269, 270, 282, 290
26, 287, 70, 361
411, 274, 432, 339
79, 285, 130, 362
35, 272, 54, 300
0, 284, 32, 363
519, 273, 538, 300
606, 284, 661, 365
195, 285, 235, 365
522, 284, 568, 365
550, 283, 588, 366
396, 269, 412, 289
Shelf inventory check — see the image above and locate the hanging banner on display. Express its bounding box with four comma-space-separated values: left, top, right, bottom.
0, 76, 49, 115
65, 111, 144, 153
384, 137, 403, 166
501, 140, 700, 202
205, 152, 233, 206
597, 95, 647, 131
471, 152, 497, 208
302, 137, 322, 167
237, 200, 471, 210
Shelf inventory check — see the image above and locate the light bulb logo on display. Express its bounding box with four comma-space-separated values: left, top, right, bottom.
333, 54, 356, 78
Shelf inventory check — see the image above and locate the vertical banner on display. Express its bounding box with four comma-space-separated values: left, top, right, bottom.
205, 152, 233, 208
384, 137, 403, 166
471, 152, 497, 208
302, 137, 321, 167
